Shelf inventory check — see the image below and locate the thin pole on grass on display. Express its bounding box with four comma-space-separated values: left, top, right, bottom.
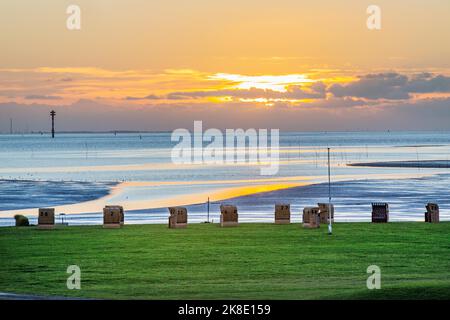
207, 197, 210, 223
328, 147, 332, 235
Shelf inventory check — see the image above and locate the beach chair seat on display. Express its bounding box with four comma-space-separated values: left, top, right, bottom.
38, 208, 55, 229
220, 205, 238, 227
275, 204, 291, 224
372, 203, 389, 223
303, 207, 320, 228
104, 205, 124, 225
318, 203, 334, 224
425, 203, 439, 223
103, 206, 123, 228
168, 207, 188, 229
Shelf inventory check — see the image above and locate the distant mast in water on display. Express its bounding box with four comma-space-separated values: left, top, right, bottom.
50, 110, 56, 138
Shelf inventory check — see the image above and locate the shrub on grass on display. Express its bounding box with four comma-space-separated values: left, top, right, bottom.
14, 215, 30, 227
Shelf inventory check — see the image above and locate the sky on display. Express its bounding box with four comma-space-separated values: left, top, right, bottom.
1, 0, 450, 132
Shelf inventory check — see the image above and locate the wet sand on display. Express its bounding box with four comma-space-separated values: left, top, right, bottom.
349, 160, 450, 168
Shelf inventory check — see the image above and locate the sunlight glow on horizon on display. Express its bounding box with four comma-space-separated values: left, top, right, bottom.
210, 73, 315, 92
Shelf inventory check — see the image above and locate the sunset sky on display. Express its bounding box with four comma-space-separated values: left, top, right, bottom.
1, 0, 450, 132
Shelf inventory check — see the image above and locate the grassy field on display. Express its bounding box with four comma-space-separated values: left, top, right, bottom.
0, 222, 449, 300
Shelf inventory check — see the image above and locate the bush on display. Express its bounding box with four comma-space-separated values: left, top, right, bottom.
14, 215, 30, 227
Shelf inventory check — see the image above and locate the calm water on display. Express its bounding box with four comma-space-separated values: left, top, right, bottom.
0, 131, 449, 225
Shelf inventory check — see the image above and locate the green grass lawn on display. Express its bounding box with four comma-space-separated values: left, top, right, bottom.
0, 222, 449, 300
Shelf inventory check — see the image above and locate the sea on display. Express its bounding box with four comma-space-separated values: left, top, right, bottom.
0, 131, 449, 226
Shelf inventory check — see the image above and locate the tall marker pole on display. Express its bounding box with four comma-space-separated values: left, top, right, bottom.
50, 110, 56, 138
328, 147, 332, 235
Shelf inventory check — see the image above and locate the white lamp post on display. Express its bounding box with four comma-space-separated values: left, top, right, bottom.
328, 148, 333, 235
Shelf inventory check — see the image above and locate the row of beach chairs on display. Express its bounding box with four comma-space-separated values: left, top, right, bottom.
166, 204, 336, 229
30, 202, 441, 229
371, 202, 440, 223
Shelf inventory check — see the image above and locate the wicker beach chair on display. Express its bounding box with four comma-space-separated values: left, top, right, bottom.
275, 204, 291, 224
371, 203, 389, 223
220, 205, 238, 227
168, 207, 188, 229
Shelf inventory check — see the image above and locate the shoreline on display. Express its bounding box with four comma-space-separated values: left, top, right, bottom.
0, 180, 309, 219
1, 172, 449, 226
0, 171, 439, 218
